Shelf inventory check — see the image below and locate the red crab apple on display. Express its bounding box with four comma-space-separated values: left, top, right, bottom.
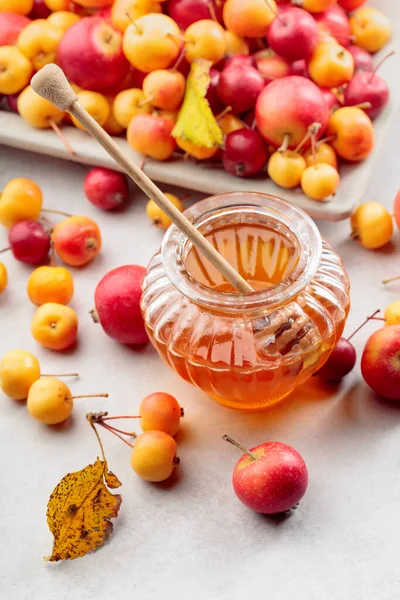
92, 265, 148, 345
168, 0, 223, 30
0, 12, 30, 45
361, 325, 400, 401
57, 17, 129, 92
29, 0, 51, 18
217, 64, 264, 114
254, 50, 292, 85
223, 129, 268, 177
256, 76, 328, 149
347, 44, 373, 72
267, 7, 319, 61
224, 435, 308, 514
318, 338, 357, 382
314, 4, 351, 47
84, 167, 129, 211
343, 56, 391, 120
223, 54, 256, 71
205, 67, 224, 114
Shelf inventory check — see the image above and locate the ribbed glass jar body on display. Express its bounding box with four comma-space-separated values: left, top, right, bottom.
141, 193, 350, 410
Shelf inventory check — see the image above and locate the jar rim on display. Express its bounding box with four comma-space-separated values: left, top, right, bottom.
162, 192, 322, 312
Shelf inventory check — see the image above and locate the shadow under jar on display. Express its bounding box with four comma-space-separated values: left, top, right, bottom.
141, 193, 350, 410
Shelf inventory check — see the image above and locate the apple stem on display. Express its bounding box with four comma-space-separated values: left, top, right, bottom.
207, 0, 218, 22
138, 97, 152, 107
222, 434, 257, 461
216, 106, 232, 121
353, 102, 372, 110
66, 393, 109, 400
382, 275, 400, 285
294, 122, 321, 154
0, 247, 10, 254
262, 0, 285, 25
347, 309, 381, 342
278, 133, 291, 153
89, 308, 100, 323
99, 421, 134, 449
103, 423, 137, 437
41, 372, 79, 377
42, 208, 73, 218
370, 50, 396, 83
316, 135, 336, 147
49, 119, 75, 156
87, 415, 107, 464
125, 12, 143, 34
171, 45, 186, 71
102, 415, 141, 420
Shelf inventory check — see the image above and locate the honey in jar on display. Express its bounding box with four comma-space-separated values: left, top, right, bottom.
141, 193, 350, 410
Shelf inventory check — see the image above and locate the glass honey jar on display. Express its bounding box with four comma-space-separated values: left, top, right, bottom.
141, 193, 350, 410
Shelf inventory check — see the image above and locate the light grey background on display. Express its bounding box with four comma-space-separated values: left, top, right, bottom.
0, 107, 400, 600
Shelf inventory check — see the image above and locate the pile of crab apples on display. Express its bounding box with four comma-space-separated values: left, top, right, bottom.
0, 0, 394, 202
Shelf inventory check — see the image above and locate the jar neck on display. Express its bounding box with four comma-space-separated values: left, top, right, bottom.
162, 193, 322, 314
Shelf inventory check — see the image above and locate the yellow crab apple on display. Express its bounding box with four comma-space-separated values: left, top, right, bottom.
0, 0, 34, 15
17, 19, 64, 71
113, 88, 152, 128
18, 85, 65, 128
71, 90, 110, 130
0, 46, 32, 95
47, 11, 80, 32
111, 0, 161, 33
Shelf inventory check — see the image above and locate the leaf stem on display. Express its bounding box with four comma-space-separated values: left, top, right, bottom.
87, 415, 107, 463
222, 434, 257, 461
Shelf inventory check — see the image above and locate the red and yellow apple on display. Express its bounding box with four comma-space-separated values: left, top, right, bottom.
361, 326, 400, 401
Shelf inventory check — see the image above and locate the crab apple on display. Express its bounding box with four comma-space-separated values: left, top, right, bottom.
103, 95, 125, 135
256, 77, 328, 149
0, 263, 7, 295
58, 18, 129, 92
254, 50, 291, 85
47, 11, 81, 32
123, 14, 181, 73
223, 30, 249, 58
139, 392, 183, 436
17, 19, 63, 72
31, 302, 78, 350
304, 143, 338, 169
300, 0, 337, 12
0, 349, 40, 400
385, 302, 400, 327
0, 0, 33, 14
184, 19, 226, 65
350, 202, 393, 250
130, 430, 179, 482
338, 0, 366, 9
176, 138, 218, 160
301, 163, 340, 201
350, 8, 392, 54
127, 114, 176, 161
268, 151, 306, 189
314, 4, 351, 47
71, 91, 110, 130
218, 113, 245, 136
361, 326, 400, 401
52, 216, 102, 267
113, 88, 151, 129
43, 0, 70, 9
0, 12, 30, 46
92, 264, 148, 345
27, 378, 73, 424
17, 85, 65, 129
29, 0, 51, 18
27, 266, 74, 306
308, 42, 354, 88
7, 93, 20, 113
146, 193, 183, 230
205, 67, 224, 115
344, 71, 389, 121
168, 0, 223, 30
290, 59, 309, 79
0, 178, 42, 229
0, 46, 32, 96
225, 436, 308, 514
318, 338, 356, 382
222, 129, 268, 178
267, 7, 319, 62
84, 168, 128, 211
223, 0, 277, 38
347, 45, 373, 73
327, 106, 374, 162
142, 70, 186, 110
218, 65, 264, 114
111, 0, 161, 33
8, 220, 50, 264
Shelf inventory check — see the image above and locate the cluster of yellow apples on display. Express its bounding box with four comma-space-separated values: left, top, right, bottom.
0, 0, 394, 204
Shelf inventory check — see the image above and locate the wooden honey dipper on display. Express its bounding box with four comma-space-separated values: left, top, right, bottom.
31, 64, 254, 295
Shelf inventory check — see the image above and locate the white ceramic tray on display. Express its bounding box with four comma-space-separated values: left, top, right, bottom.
0, 0, 398, 222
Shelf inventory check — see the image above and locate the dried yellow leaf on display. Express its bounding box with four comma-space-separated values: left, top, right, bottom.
45, 458, 122, 562
172, 58, 223, 149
